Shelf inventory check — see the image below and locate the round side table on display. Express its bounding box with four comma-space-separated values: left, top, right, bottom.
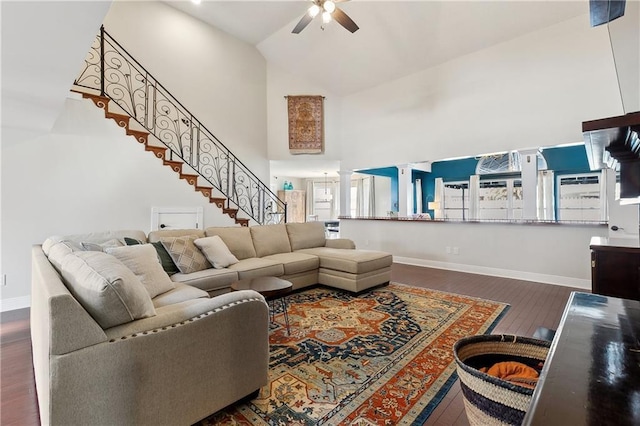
231, 276, 293, 335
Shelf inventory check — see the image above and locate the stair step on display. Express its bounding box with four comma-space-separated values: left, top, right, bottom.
105, 111, 130, 129
179, 174, 199, 186
235, 218, 250, 227
78, 92, 110, 110
163, 160, 183, 173
127, 129, 149, 144
195, 186, 213, 197
223, 208, 238, 219
145, 145, 166, 159
210, 197, 226, 208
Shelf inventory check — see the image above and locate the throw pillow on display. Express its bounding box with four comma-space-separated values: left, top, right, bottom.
124, 237, 180, 276
60, 251, 156, 329
106, 245, 175, 298
81, 238, 124, 252
194, 236, 239, 269
160, 235, 211, 274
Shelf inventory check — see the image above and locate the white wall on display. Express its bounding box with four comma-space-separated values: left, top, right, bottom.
339, 15, 623, 170
1, 98, 238, 309
341, 218, 609, 289
102, 1, 269, 182
1, 1, 111, 134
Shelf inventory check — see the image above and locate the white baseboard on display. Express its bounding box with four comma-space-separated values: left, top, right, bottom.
393, 256, 591, 290
1, 296, 31, 312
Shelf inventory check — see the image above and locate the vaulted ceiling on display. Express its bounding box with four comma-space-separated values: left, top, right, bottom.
166, 1, 589, 96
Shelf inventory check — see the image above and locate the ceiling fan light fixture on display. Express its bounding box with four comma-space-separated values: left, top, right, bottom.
323, 1, 336, 14
308, 4, 320, 18
322, 11, 332, 24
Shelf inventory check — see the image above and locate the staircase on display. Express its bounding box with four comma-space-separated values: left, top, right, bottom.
73, 26, 285, 226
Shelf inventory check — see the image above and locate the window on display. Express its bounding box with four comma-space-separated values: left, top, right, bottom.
478, 179, 522, 220
557, 173, 604, 222
443, 182, 469, 220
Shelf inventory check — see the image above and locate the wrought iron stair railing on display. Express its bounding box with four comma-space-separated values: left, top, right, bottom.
74, 26, 285, 225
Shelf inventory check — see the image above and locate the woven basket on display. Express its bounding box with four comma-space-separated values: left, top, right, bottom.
453, 334, 550, 426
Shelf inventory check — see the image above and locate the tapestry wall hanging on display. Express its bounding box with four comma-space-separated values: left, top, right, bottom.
287, 95, 324, 154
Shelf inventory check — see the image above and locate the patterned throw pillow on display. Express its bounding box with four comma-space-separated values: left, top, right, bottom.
160, 235, 211, 274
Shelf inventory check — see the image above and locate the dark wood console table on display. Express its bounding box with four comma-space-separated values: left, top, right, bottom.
523, 291, 640, 425
590, 236, 640, 301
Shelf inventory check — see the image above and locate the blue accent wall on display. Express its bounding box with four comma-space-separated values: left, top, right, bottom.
541, 145, 591, 174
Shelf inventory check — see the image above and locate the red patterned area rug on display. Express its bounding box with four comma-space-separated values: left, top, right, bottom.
201, 283, 509, 425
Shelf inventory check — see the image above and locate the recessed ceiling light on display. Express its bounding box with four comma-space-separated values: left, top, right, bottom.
191, 0, 201, 5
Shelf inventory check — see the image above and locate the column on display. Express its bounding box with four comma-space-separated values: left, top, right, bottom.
398, 164, 413, 217
338, 170, 352, 217
519, 148, 539, 220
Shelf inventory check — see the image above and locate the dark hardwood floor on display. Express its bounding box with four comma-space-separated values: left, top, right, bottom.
0, 264, 582, 426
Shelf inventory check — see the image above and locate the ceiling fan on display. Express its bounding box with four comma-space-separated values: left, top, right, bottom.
292, 0, 359, 34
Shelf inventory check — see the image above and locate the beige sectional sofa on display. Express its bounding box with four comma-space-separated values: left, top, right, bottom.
31, 222, 391, 425
150, 221, 392, 295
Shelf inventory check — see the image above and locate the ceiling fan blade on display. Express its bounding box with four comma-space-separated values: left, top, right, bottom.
332, 8, 359, 33
292, 13, 313, 34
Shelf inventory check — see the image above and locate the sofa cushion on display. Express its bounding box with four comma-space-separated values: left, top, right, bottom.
106, 245, 175, 298
262, 252, 320, 275
147, 228, 205, 243
286, 222, 326, 251
81, 239, 124, 252
161, 236, 211, 274
43, 230, 147, 255
152, 282, 209, 308
194, 236, 239, 269
296, 248, 393, 274
46, 241, 78, 271
170, 268, 239, 292
228, 258, 284, 280
124, 237, 180, 276
205, 227, 256, 260
60, 251, 156, 329
250, 224, 292, 257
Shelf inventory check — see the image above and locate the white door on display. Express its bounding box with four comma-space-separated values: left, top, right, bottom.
151, 207, 204, 231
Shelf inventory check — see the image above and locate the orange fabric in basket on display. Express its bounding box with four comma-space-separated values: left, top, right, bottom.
479, 361, 539, 389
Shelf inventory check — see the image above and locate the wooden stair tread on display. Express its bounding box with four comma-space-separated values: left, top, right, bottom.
195, 186, 212, 196
127, 129, 149, 143
145, 145, 166, 159
105, 111, 130, 129
179, 174, 198, 186
163, 160, 183, 173
77, 92, 110, 110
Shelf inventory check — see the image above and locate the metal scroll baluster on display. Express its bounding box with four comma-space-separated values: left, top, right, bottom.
100, 26, 105, 96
